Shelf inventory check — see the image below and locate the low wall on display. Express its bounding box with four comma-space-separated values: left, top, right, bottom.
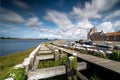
94, 41, 120, 46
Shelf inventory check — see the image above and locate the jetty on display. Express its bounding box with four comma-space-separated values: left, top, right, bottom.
23, 41, 120, 80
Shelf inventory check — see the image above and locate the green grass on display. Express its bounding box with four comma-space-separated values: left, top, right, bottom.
0, 47, 35, 80
38, 56, 68, 80
79, 50, 88, 54
38, 57, 68, 69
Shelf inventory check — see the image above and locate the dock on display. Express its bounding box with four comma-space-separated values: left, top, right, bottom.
50, 44, 120, 74
26, 43, 120, 80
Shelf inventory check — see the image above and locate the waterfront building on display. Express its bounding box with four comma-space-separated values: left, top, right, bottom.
106, 32, 120, 41
88, 28, 120, 41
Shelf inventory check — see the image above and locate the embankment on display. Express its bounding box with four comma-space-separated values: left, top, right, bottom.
0, 47, 35, 80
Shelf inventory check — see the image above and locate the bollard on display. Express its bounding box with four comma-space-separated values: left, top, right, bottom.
29, 55, 34, 69
54, 49, 59, 61
66, 56, 77, 80
60, 49, 63, 54
23, 58, 30, 75
29, 52, 37, 69
33, 52, 37, 63
51, 46, 54, 52
72, 53, 77, 57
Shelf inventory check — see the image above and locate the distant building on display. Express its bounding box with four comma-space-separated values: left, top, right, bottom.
87, 27, 97, 40
106, 32, 120, 41
88, 28, 120, 41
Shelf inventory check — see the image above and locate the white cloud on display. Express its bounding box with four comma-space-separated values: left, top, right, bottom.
40, 28, 50, 32
0, 7, 25, 23
25, 17, 43, 28
39, 33, 62, 39
94, 21, 120, 33
44, 10, 74, 30
72, 6, 101, 19
113, 20, 120, 32
71, 0, 118, 20
12, 0, 29, 9
76, 19, 93, 29
103, 10, 120, 21
43, 0, 118, 39
97, 22, 114, 33
44, 9, 95, 39
12, 0, 35, 16
92, 0, 118, 12
75, 19, 93, 39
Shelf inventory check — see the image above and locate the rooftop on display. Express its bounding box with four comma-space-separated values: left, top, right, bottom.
106, 32, 120, 36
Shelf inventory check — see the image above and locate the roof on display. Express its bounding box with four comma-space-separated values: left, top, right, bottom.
91, 31, 105, 36
106, 32, 120, 36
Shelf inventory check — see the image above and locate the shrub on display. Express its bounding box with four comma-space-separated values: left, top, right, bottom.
8, 68, 25, 80
111, 50, 120, 61
93, 52, 107, 59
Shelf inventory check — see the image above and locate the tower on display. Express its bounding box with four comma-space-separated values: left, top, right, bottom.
87, 27, 97, 40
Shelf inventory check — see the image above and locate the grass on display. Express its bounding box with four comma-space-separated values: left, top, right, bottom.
8, 68, 25, 80
0, 47, 35, 80
38, 56, 68, 80
38, 56, 68, 69
79, 50, 88, 54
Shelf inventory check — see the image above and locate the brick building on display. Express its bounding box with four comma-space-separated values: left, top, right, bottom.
106, 32, 120, 41
88, 28, 120, 41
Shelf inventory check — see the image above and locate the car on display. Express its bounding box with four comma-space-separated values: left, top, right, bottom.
114, 45, 120, 50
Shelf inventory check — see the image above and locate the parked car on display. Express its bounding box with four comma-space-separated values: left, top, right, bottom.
114, 45, 120, 50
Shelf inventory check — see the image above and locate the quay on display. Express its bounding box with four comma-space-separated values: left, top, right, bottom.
26, 41, 120, 80
51, 44, 120, 74
6, 41, 119, 80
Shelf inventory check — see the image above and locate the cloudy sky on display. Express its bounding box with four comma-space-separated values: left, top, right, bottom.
0, 0, 120, 39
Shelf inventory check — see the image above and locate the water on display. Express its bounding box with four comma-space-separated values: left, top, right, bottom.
0, 39, 52, 56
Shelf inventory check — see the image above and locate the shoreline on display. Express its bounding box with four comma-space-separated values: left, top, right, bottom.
0, 47, 36, 57
0, 47, 35, 79
0, 38, 53, 40
0, 39, 54, 56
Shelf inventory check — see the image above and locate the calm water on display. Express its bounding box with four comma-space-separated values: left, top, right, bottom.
0, 39, 52, 56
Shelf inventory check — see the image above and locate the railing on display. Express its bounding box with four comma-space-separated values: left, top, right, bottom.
28, 44, 88, 80
23, 44, 41, 74
5, 44, 42, 80
5, 42, 120, 80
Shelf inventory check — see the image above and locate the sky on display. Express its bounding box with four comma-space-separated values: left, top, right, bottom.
0, 0, 120, 39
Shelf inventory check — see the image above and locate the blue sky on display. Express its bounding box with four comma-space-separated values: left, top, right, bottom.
0, 0, 120, 39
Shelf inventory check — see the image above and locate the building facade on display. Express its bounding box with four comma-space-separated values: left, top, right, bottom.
88, 28, 120, 41
106, 32, 120, 41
